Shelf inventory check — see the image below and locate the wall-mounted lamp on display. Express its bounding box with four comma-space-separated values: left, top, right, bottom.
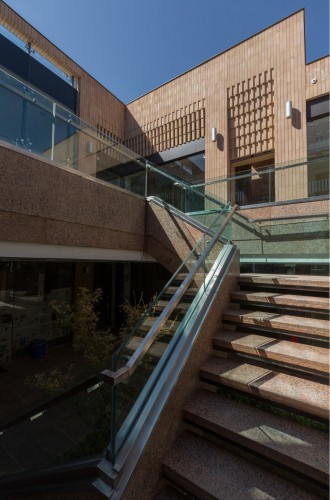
211, 127, 217, 142
86, 141, 93, 153
285, 100, 292, 119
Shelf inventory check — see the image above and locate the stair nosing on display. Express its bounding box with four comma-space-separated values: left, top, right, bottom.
200, 357, 330, 420
184, 389, 329, 486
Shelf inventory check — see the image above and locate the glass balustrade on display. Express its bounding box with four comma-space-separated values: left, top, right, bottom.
106, 209, 233, 461
231, 212, 329, 274
0, 376, 110, 477
2, 66, 327, 214
0, 199, 232, 475
191, 155, 329, 207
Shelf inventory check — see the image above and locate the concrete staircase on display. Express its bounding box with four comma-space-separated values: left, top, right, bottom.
159, 274, 329, 499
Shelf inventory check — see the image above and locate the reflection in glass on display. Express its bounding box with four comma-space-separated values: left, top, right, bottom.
307, 115, 329, 197
233, 160, 275, 206
160, 152, 205, 184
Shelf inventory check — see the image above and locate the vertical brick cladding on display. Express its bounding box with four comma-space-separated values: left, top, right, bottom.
126, 10, 308, 181
227, 69, 274, 160
305, 56, 330, 100
125, 101, 205, 157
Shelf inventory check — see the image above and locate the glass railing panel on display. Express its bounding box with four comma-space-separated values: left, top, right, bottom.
230, 164, 274, 205
231, 213, 329, 273
145, 163, 227, 214
109, 233, 232, 459
146, 166, 186, 211
106, 230, 227, 455
106, 206, 234, 459
94, 143, 146, 196
0, 353, 109, 431
113, 201, 231, 369
0, 378, 111, 477
308, 155, 329, 197
0, 70, 53, 154
1, 66, 328, 209
111, 225, 209, 365
186, 206, 232, 241
193, 156, 329, 207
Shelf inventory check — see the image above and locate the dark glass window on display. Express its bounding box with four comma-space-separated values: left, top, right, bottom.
233, 159, 275, 206
160, 152, 205, 184
307, 95, 329, 197
0, 33, 77, 111
156, 152, 206, 212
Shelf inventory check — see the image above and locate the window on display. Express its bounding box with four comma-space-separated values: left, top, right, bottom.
232, 157, 275, 206
307, 95, 329, 197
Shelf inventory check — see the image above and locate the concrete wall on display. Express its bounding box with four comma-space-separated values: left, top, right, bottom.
0, 143, 205, 272
144, 201, 203, 273
0, 143, 146, 256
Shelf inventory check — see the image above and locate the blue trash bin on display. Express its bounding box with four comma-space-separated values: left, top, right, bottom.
30, 340, 46, 359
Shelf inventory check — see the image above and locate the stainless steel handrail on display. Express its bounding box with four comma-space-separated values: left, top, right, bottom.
109, 202, 228, 358
147, 195, 229, 237
101, 205, 237, 386
247, 212, 329, 224
191, 156, 328, 189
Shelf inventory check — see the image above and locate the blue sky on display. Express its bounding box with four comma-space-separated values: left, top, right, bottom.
3, 0, 330, 103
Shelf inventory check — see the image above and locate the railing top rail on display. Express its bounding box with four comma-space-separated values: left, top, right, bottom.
111, 201, 229, 357
101, 205, 237, 386
248, 212, 329, 224
147, 196, 228, 236
191, 155, 328, 189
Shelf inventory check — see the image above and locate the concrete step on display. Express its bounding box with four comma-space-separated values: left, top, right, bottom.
125, 335, 168, 358
155, 300, 191, 314
223, 309, 329, 340
176, 272, 206, 280
184, 389, 329, 489
231, 291, 330, 312
163, 431, 319, 499
165, 286, 198, 297
177, 274, 206, 286
238, 273, 330, 291
213, 331, 330, 376
139, 316, 180, 334
200, 357, 329, 420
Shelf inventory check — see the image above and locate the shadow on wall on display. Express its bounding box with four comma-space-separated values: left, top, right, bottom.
292, 108, 302, 130
124, 111, 154, 158
144, 202, 204, 273
217, 133, 224, 151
